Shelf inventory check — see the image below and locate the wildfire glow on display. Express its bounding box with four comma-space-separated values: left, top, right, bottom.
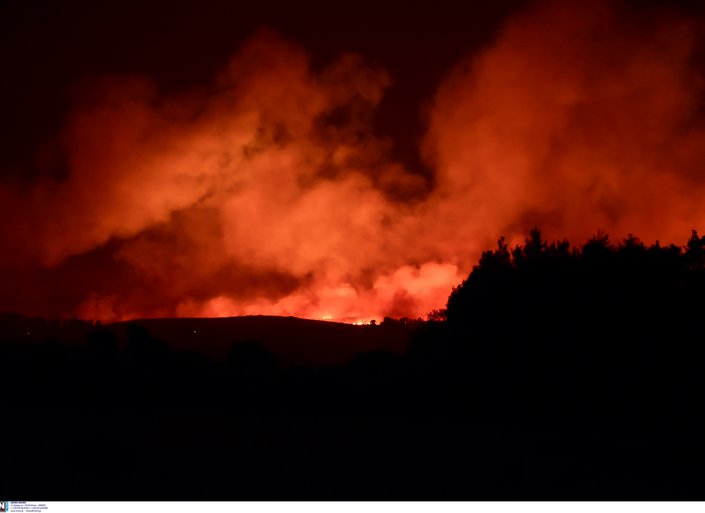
1, 1, 705, 323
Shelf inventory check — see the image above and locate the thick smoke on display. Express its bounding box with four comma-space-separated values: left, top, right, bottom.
425, 0, 705, 249
1, 2, 705, 322
0, 31, 458, 322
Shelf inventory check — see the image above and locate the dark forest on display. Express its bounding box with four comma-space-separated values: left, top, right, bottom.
2, 229, 704, 499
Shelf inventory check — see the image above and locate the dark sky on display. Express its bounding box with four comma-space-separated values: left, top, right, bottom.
0, 0, 523, 182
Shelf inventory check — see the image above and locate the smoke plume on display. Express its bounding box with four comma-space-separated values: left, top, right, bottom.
1, 2, 704, 322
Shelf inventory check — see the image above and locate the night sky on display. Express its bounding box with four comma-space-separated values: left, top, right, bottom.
1, 0, 704, 322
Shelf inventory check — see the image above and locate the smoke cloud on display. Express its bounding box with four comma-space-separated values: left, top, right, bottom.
2, 2, 705, 322
425, 0, 705, 248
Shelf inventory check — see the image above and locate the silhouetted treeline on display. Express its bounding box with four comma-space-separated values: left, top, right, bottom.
425, 229, 705, 425
2, 229, 705, 499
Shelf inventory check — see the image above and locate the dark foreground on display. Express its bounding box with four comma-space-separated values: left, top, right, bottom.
2, 230, 705, 499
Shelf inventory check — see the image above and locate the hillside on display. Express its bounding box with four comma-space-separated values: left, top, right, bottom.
0, 313, 412, 367
107, 315, 411, 366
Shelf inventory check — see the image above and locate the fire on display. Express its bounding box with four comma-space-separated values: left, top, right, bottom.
1, 3, 705, 323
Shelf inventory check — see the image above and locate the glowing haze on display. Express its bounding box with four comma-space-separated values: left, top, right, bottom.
1, 1, 704, 322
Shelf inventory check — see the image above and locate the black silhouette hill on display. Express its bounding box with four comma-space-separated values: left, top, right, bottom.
107, 315, 411, 366
0, 314, 413, 367
2, 228, 705, 500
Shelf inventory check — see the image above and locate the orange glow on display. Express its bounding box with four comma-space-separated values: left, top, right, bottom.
1, 3, 705, 322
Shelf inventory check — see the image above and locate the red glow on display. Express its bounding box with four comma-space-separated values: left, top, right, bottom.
1, 3, 705, 322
